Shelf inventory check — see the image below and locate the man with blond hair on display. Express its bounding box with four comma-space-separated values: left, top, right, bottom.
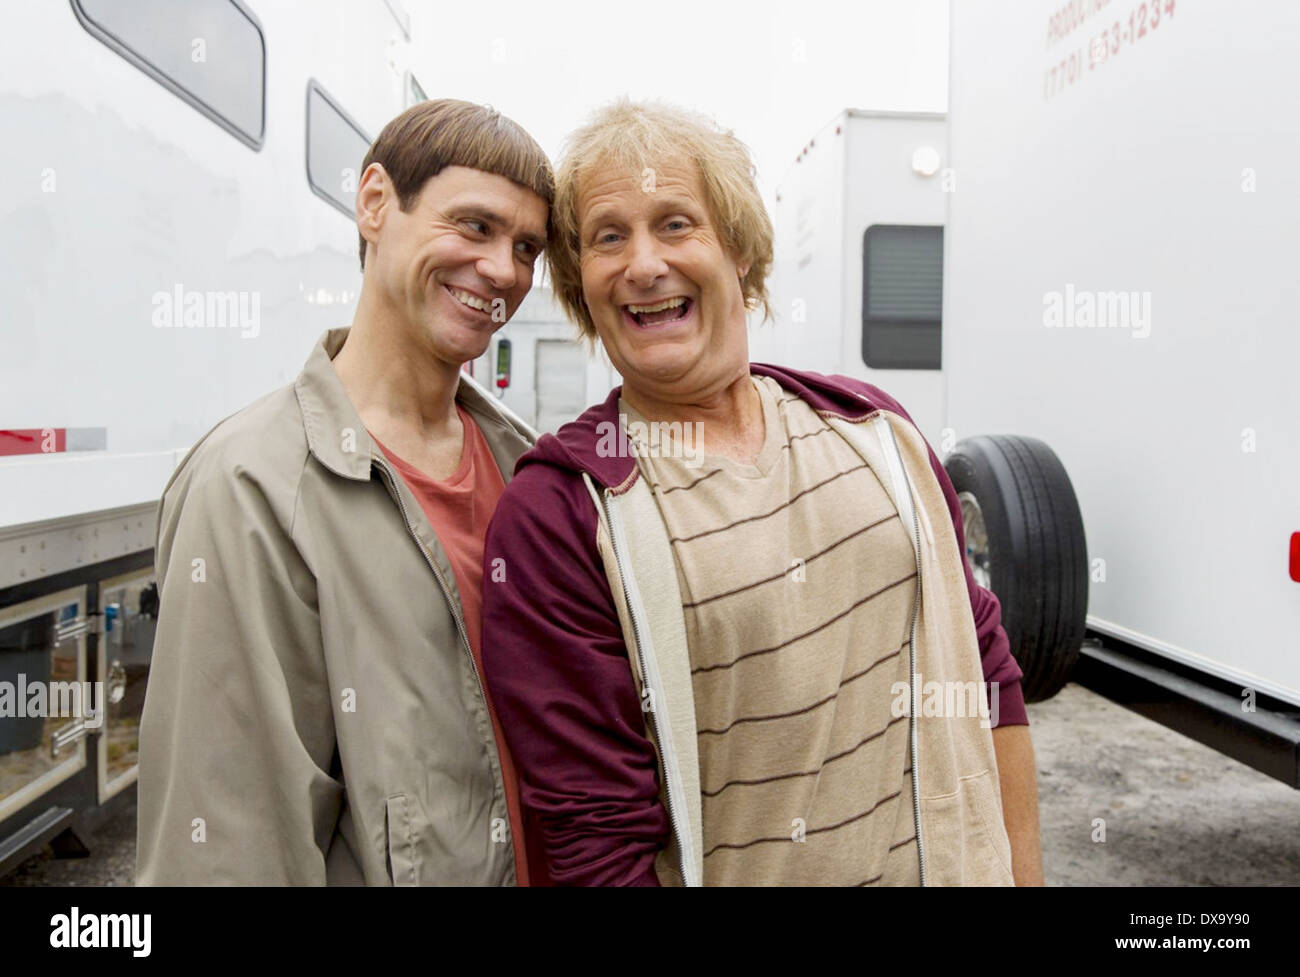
138, 99, 550, 884
481, 100, 1043, 886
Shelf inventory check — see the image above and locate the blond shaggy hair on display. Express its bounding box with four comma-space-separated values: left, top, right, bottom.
548, 100, 774, 339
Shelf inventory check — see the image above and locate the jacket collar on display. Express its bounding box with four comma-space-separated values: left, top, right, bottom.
522, 362, 894, 490
295, 328, 372, 481
295, 327, 534, 482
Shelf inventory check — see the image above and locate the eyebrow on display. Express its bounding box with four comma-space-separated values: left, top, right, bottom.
579, 205, 615, 237
650, 195, 700, 216
581, 195, 701, 236
450, 205, 546, 251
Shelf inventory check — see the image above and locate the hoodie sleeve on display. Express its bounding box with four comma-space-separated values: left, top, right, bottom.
835, 376, 1028, 727
481, 462, 671, 885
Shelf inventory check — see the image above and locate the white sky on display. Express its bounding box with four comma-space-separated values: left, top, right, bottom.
406, 0, 948, 204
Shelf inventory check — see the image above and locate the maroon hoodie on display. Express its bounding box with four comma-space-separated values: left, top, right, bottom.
481, 364, 1027, 886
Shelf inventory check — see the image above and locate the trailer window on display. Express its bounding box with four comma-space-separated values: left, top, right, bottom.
306, 80, 373, 219
406, 71, 428, 108
71, 0, 265, 150
861, 224, 943, 370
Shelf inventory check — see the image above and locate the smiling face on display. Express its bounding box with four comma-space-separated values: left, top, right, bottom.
577, 158, 751, 405
362, 164, 549, 367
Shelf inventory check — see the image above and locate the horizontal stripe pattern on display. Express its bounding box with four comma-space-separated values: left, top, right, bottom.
626, 375, 919, 885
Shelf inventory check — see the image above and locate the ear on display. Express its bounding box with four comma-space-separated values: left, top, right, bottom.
356, 162, 391, 255
738, 260, 751, 280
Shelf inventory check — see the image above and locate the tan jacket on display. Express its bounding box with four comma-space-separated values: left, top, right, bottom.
136, 328, 533, 885
585, 408, 1016, 886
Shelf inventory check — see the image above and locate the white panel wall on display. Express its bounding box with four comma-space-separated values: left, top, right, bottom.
945, 0, 1300, 702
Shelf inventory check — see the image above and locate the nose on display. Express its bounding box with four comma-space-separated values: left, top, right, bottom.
624, 228, 669, 288
475, 236, 518, 292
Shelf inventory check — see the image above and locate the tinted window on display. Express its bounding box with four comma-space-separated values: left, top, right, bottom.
861, 224, 943, 370
306, 81, 372, 219
72, 0, 265, 149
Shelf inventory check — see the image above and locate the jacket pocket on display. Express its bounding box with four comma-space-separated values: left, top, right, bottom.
919, 769, 1015, 886
385, 793, 420, 886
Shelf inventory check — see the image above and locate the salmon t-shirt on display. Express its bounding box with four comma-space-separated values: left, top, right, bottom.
370, 406, 530, 884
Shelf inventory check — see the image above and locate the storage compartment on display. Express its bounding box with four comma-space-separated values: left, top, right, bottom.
0, 590, 88, 822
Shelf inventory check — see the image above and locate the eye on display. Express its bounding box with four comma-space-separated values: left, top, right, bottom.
515, 240, 540, 260
664, 217, 691, 233
463, 218, 489, 235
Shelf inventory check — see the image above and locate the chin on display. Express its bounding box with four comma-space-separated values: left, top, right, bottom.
456, 339, 493, 365
625, 352, 700, 386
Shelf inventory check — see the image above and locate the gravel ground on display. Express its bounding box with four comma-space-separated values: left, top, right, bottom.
3, 681, 1299, 885
2, 792, 138, 886
1030, 683, 1300, 885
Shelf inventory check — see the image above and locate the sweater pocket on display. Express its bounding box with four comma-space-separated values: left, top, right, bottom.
919, 769, 1015, 886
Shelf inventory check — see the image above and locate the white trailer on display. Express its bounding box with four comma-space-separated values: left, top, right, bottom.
770, 1, 1300, 786
753, 109, 949, 446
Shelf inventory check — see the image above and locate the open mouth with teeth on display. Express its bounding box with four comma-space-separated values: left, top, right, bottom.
624, 296, 693, 328
446, 284, 494, 317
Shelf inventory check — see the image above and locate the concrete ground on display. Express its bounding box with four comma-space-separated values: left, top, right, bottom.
3, 681, 1299, 885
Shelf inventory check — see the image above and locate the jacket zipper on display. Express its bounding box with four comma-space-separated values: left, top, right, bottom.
372, 460, 488, 708
599, 488, 694, 887
374, 456, 517, 882
877, 417, 928, 887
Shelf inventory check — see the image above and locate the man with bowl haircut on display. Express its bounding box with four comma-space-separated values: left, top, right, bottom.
137, 99, 550, 884
481, 100, 1044, 886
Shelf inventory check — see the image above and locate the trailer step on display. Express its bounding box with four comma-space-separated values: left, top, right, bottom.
0, 805, 77, 878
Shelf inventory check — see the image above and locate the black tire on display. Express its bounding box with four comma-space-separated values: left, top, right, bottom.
944, 435, 1088, 702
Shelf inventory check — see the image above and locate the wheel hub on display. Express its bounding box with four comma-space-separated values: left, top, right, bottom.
957, 491, 992, 591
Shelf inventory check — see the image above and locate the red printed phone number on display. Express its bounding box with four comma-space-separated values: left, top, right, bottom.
1044, 0, 1175, 99
1046, 0, 1113, 49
